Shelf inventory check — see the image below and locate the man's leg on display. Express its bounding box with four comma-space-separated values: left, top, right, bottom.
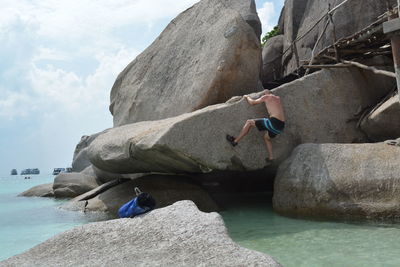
263, 133, 274, 161
235, 119, 256, 143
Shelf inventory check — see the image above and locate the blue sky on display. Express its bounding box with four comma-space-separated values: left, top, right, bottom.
0, 0, 284, 176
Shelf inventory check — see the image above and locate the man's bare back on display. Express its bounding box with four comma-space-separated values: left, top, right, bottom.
245, 90, 285, 121
264, 94, 285, 121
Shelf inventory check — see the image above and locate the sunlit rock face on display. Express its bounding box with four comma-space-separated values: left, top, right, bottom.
109, 0, 261, 126
89, 68, 392, 175
274, 143, 400, 220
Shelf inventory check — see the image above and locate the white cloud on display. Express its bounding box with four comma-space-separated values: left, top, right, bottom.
257, 1, 276, 34
27, 47, 139, 114
0, 0, 199, 120
0, 90, 33, 119
1, 0, 199, 42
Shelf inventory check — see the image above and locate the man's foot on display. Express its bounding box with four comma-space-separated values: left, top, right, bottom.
226, 135, 238, 147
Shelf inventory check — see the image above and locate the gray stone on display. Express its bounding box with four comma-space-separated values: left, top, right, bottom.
282, 0, 397, 76
277, 6, 285, 34
222, 0, 262, 38
89, 68, 391, 174
91, 164, 144, 184
0, 201, 281, 267
281, 0, 309, 75
262, 35, 284, 85
361, 95, 400, 141
273, 143, 400, 219
72, 131, 106, 172
110, 0, 261, 126
65, 175, 218, 215
53, 172, 101, 198
18, 183, 54, 197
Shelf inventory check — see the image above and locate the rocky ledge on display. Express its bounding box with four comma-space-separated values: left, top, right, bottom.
1, 201, 281, 267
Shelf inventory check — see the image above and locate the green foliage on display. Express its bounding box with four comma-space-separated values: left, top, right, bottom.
261, 26, 279, 47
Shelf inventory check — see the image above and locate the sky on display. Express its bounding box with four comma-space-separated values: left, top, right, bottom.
0, 0, 284, 176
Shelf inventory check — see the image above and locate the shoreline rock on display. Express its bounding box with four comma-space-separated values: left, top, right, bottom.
18, 183, 54, 198
1, 201, 281, 267
53, 171, 102, 199
273, 143, 400, 220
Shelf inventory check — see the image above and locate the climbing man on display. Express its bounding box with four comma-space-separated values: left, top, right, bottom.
226, 89, 285, 163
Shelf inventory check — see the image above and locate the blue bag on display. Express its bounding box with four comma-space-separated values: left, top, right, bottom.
118, 187, 156, 218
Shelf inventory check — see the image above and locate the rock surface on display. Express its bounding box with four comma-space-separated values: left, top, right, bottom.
89, 68, 391, 174
281, 0, 397, 75
72, 131, 106, 172
262, 35, 284, 85
1, 201, 281, 267
65, 175, 218, 214
273, 143, 400, 219
18, 183, 54, 198
361, 95, 400, 141
222, 0, 262, 38
53, 171, 101, 198
110, 0, 261, 126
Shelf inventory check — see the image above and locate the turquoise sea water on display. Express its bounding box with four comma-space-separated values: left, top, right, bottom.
2, 176, 400, 266
220, 194, 400, 267
0, 174, 107, 261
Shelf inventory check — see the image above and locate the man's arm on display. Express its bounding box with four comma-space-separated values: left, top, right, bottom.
245, 95, 269, 105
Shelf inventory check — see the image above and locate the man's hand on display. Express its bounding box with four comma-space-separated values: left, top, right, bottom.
244, 95, 252, 104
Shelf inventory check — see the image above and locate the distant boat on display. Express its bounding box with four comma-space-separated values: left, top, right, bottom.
11, 169, 17, 175
52, 167, 73, 175
52, 168, 65, 175
21, 168, 40, 175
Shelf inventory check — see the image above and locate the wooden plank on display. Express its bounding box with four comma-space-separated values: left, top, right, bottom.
342, 59, 397, 78
303, 64, 352, 69
383, 18, 400, 34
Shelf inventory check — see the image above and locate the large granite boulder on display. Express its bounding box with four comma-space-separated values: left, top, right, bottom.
18, 183, 54, 197
110, 0, 261, 126
89, 68, 392, 174
273, 143, 400, 220
281, 0, 397, 75
72, 131, 106, 172
222, 0, 262, 38
262, 35, 284, 85
361, 95, 400, 141
53, 171, 101, 198
1, 201, 281, 266
64, 175, 218, 215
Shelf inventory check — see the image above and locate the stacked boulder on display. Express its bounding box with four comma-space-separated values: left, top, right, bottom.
261, 0, 397, 85
274, 143, 400, 220
110, 0, 262, 126
88, 68, 392, 174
